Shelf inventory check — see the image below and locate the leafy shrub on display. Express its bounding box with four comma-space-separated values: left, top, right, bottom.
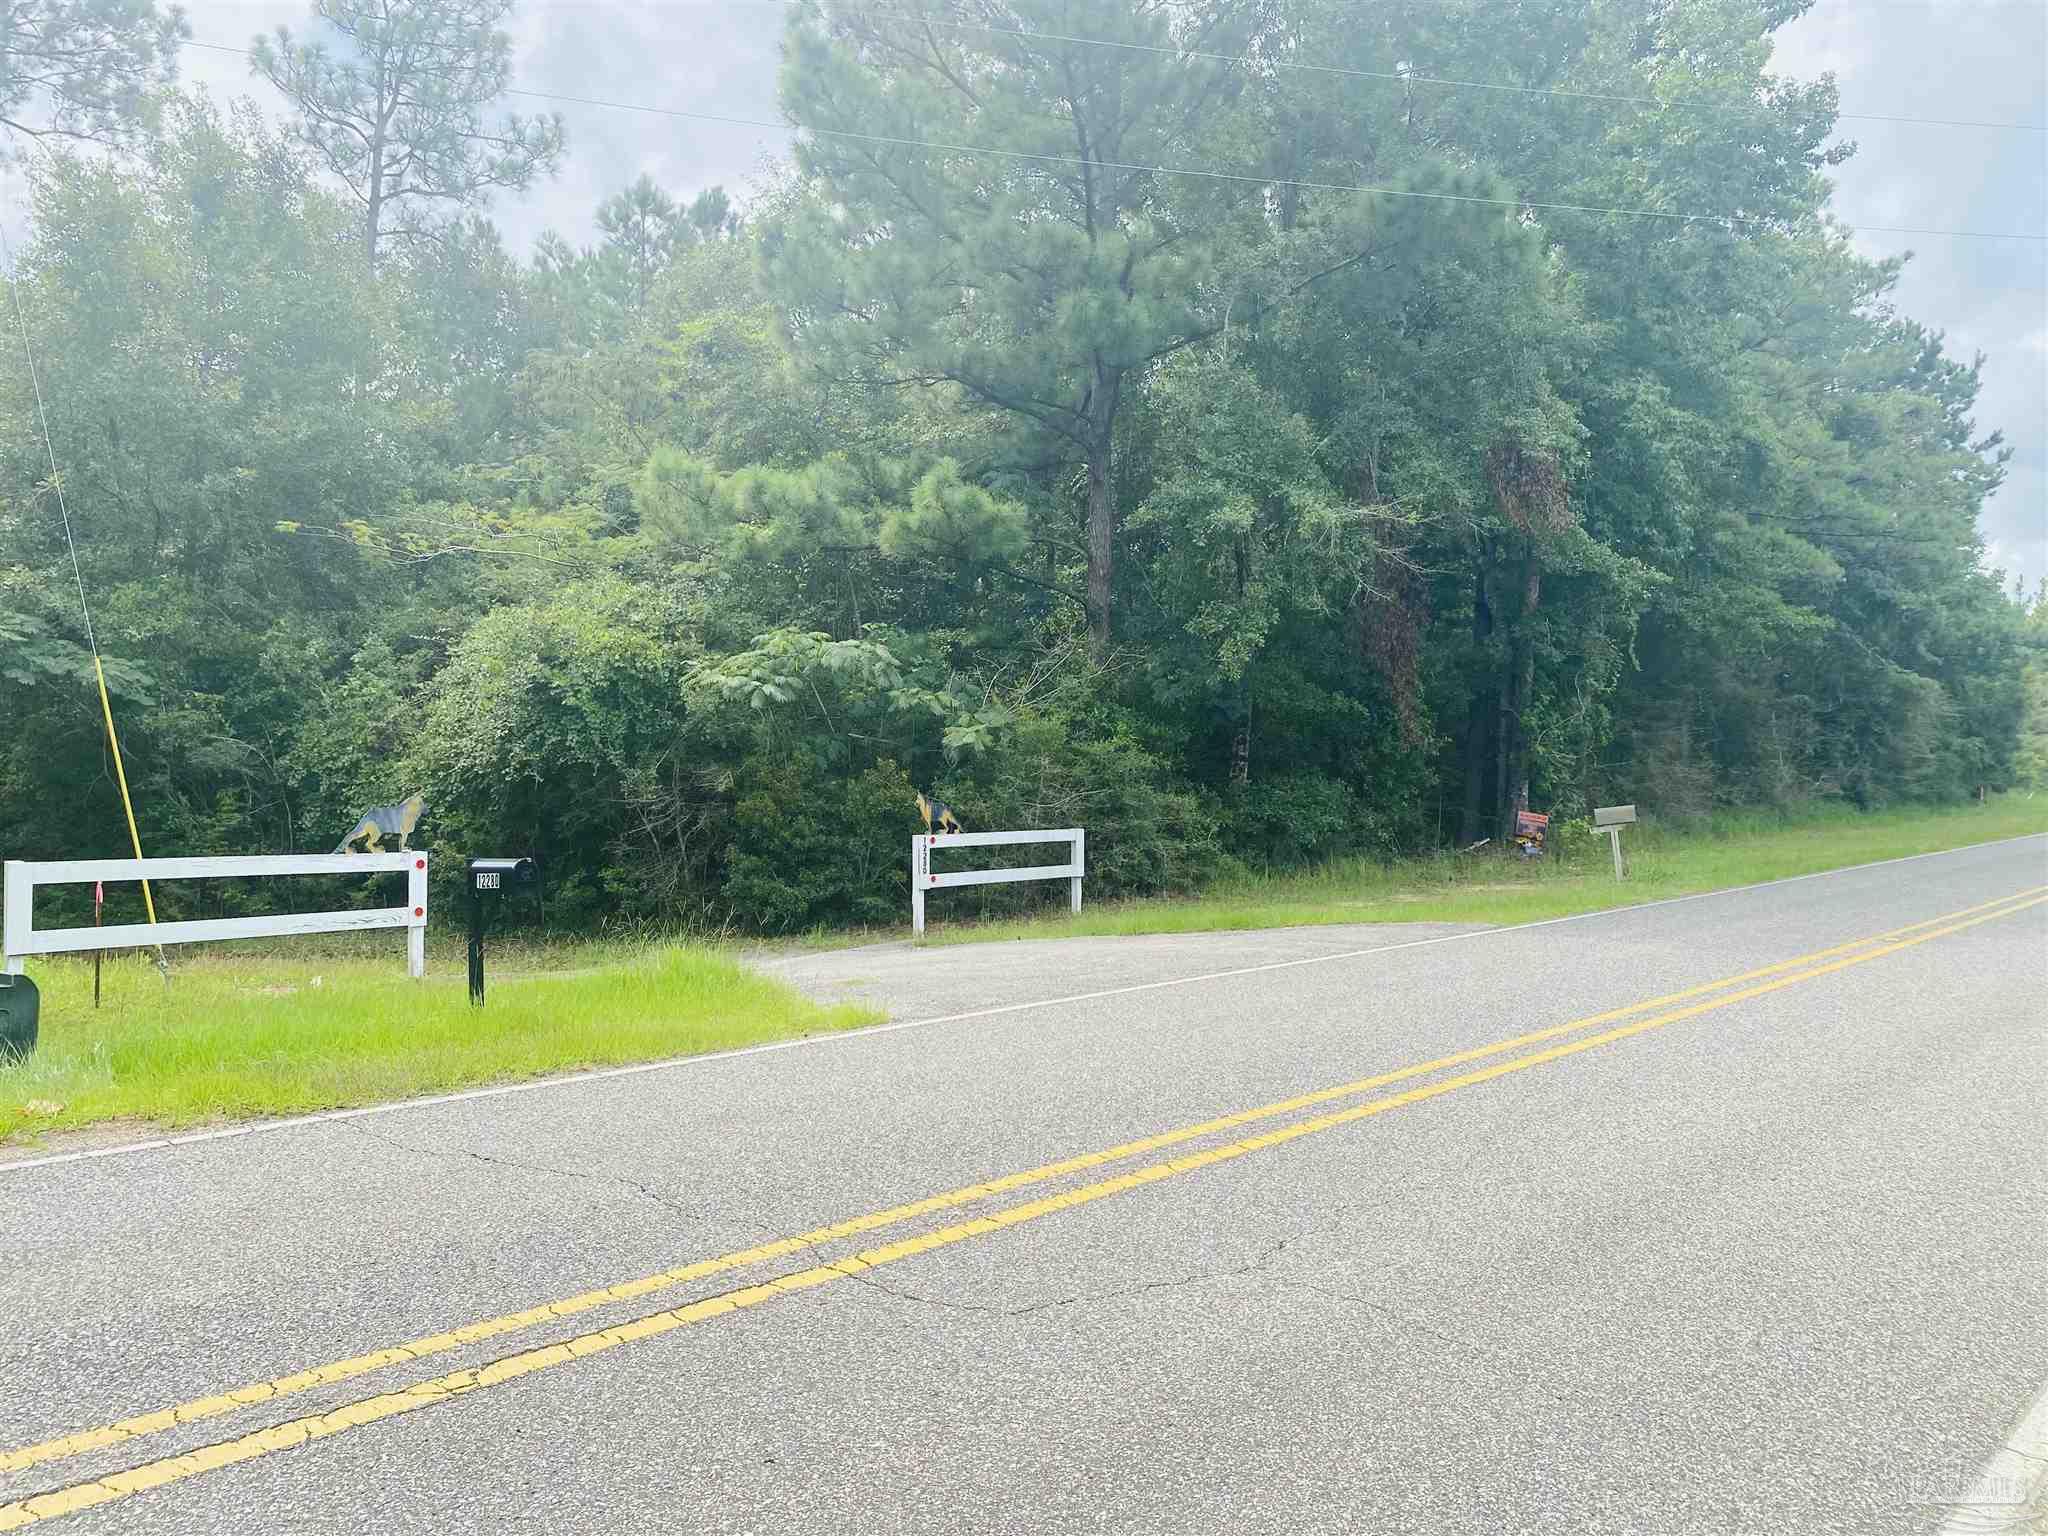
721, 756, 913, 931
1219, 773, 1357, 868
944, 712, 1225, 903
402, 577, 694, 925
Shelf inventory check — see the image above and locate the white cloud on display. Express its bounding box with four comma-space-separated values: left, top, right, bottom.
1772, 0, 2047, 593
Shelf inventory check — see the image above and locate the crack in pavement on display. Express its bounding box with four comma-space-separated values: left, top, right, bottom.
835, 1233, 1302, 1320
1266, 1271, 1920, 1536
819, 1044, 1535, 1324
781, 1066, 1536, 1324
340, 1118, 705, 1228
1278, 1272, 1679, 1444
330, 1058, 1552, 1341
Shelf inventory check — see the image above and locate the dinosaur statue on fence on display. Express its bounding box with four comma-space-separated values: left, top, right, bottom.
915, 792, 963, 836
335, 792, 427, 853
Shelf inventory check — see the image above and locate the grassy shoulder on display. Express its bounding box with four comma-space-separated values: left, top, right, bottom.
5, 795, 2037, 1146
910, 795, 2048, 945
1, 944, 876, 1146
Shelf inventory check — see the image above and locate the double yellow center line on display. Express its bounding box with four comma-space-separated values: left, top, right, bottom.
3, 885, 2041, 1529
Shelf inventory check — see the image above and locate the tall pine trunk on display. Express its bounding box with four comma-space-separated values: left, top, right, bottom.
1460, 559, 1495, 843
1498, 550, 1543, 841
1083, 366, 1122, 653
1494, 667, 1515, 841
1229, 541, 1251, 785
365, 132, 386, 274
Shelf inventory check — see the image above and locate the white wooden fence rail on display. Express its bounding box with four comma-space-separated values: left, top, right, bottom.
3, 852, 429, 978
911, 829, 1084, 937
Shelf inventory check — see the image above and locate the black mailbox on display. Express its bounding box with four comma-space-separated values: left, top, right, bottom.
0, 975, 38, 1061
467, 856, 537, 893
468, 860, 536, 897
464, 856, 540, 1005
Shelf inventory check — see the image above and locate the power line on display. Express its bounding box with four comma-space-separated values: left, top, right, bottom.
505, 93, 2048, 243
508, 89, 2048, 241
0, 206, 93, 653
196, 12, 2048, 138
184, 38, 2046, 242
762, 0, 2048, 134
0, 160, 167, 958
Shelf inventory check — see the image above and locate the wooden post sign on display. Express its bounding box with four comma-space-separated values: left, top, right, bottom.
1591, 804, 1636, 880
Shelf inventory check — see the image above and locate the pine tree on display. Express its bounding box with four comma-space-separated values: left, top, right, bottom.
597, 174, 683, 311
251, 0, 564, 270
0, 0, 186, 149
763, 0, 1266, 649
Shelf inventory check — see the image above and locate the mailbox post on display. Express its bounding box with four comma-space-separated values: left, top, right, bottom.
1591, 804, 1636, 880
465, 856, 538, 1005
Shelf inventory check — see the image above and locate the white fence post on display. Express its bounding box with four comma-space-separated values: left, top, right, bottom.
0, 853, 428, 975
3, 861, 30, 976
407, 853, 429, 979
910, 829, 1084, 937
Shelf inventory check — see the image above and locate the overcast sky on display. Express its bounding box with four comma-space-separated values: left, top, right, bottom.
177, 0, 2048, 592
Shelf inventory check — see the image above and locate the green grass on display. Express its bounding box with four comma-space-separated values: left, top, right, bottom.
908, 795, 2048, 945
1, 944, 876, 1146
6, 795, 2038, 1146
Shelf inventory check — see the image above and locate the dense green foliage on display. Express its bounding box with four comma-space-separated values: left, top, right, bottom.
0, 0, 2031, 932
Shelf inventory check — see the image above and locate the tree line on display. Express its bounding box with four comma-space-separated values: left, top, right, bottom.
0, 0, 2038, 931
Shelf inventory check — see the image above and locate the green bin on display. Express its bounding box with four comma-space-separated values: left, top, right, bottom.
0, 975, 38, 1060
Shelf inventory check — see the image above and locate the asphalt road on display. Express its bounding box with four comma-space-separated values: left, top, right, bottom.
2, 835, 2045, 1535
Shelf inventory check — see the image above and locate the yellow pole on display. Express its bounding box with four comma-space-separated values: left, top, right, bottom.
94, 654, 159, 928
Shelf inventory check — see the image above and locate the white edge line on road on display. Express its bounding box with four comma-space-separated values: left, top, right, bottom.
4, 831, 2043, 1177
1935, 1373, 2048, 1535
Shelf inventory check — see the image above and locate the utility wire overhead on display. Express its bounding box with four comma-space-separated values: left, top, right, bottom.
761, 0, 2048, 134
181, 39, 2048, 244
189, 15, 2048, 137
